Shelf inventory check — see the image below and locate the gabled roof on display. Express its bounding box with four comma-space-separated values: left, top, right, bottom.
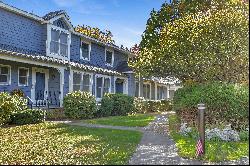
42, 10, 69, 20
0, 1, 137, 57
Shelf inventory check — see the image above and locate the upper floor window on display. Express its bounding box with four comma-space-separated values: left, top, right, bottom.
18, 67, 29, 86
0, 65, 10, 85
105, 49, 114, 66
50, 28, 68, 58
80, 41, 91, 61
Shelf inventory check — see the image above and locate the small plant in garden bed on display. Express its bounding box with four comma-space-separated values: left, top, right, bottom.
84, 114, 155, 127
168, 114, 249, 162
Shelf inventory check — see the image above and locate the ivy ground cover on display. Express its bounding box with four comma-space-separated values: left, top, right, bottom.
0, 122, 142, 165
83, 114, 155, 127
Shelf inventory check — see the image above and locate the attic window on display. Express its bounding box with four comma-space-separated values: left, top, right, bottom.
57, 20, 65, 29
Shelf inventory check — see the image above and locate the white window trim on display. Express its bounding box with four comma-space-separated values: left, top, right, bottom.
105, 48, 114, 67
80, 40, 91, 61
46, 24, 71, 60
95, 74, 111, 101
18, 67, 29, 86
72, 70, 93, 93
0, 64, 11, 85
143, 82, 151, 100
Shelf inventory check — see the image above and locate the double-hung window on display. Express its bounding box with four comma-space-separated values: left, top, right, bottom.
18, 67, 29, 86
82, 73, 91, 92
143, 83, 151, 99
50, 28, 68, 57
0, 65, 10, 85
80, 41, 91, 61
105, 49, 114, 66
96, 75, 111, 99
73, 72, 92, 92
157, 85, 165, 100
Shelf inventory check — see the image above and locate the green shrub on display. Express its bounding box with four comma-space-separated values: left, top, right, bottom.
98, 93, 135, 117
0, 92, 27, 126
173, 82, 249, 130
239, 130, 249, 141
63, 91, 97, 119
134, 97, 172, 113
10, 89, 25, 97
46, 108, 66, 120
10, 109, 44, 125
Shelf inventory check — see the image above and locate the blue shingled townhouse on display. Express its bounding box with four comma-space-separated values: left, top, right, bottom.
0, 2, 180, 108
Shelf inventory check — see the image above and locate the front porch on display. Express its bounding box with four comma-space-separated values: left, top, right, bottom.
0, 57, 67, 108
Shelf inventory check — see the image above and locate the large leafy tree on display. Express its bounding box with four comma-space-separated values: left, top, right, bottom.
130, 0, 249, 84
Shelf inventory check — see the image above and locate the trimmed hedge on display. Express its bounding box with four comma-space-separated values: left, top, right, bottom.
63, 91, 97, 119
0, 92, 27, 125
134, 97, 172, 113
46, 108, 66, 120
98, 93, 135, 117
173, 82, 249, 130
10, 109, 44, 125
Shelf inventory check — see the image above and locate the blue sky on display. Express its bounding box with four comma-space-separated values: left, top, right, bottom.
3, 0, 167, 48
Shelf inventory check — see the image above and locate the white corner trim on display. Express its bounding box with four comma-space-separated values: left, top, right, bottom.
0, 64, 11, 85
18, 67, 29, 86
105, 48, 114, 67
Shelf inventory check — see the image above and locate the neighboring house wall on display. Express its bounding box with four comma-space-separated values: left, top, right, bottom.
0, 8, 46, 55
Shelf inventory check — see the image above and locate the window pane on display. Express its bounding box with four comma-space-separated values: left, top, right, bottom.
146, 85, 150, 99
73, 85, 80, 91
19, 76, 27, 85
50, 41, 59, 54
82, 74, 90, 92
0, 75, 7, 83
135, 82, 139, 97
73, 73, 81, 84
96, 77, 103, 98
19, 68, 28, 77
106, 51, 112, 64
51, 29, 59, 41
0, 67, 9, 74
103, 78, 110, 95
143, 84, 147, 98
81, 43, 89, 59
60, 32, 68, 44
60, 44, 67, 57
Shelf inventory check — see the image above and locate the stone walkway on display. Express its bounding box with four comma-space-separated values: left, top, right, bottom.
59, 113, 249, 165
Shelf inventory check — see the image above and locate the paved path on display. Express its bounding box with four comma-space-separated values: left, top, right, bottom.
55, 113, 249, 165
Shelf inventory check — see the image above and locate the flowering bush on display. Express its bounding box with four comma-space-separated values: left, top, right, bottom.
205, 125, 240, 142
0, 92, 27, 125
63, 91, 97, 119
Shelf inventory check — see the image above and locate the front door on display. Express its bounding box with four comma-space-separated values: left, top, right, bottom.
35, 72, 45, 100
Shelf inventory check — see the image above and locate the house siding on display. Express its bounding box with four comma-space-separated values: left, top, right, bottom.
0, 8, 46, 55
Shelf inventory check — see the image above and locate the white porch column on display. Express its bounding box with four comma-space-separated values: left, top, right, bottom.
155, 83, 157, 100
167, 84, 170, 99
69, 67, 73, 93
58, 67, 65, 107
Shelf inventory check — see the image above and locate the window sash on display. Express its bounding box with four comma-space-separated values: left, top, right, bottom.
143, 84, 150, 99
81, 42, 90, 60
0, 66, 10, 84
105, 50, 113, 64
82, 74, 91, 92
19, 68, 28, 86
50, 28, 68, 57
73, 73, 81, 91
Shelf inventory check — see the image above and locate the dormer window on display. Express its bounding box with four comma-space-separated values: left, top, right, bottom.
105, 49, 114, 66
80, 41, 91, 61
50, 28, 68, 57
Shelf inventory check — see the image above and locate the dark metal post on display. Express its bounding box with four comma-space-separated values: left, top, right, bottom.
198, 103, 205, 155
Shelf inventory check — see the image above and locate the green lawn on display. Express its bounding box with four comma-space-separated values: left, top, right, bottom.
0, 122, 142, 165
83, 114, 155, 127
168, 114, 249, 162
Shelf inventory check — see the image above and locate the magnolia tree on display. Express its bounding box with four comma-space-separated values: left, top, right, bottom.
130, 0, 249, 84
